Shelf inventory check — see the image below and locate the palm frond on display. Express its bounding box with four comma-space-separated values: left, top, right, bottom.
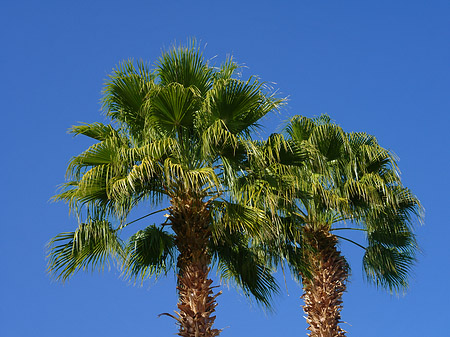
47, 220, 124, 282
199, 119, 240, 158
123, 225, 176, 283
158, 43, 213, 95
211, 200, 269, 238
102, 59, 155, 140
163, 159, 222, 196
210, 231, 279, 308
148, 83, 202, 134
212, 56, 240, 81
206, 77, 284, 136
363, 243, 415, 293
69, 122, 118, 141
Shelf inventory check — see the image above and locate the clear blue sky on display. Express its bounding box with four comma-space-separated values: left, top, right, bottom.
1, 1, 449, 336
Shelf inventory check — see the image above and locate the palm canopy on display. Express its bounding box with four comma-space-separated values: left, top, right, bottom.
48, 44, 284, 336
258, 114, 421, 288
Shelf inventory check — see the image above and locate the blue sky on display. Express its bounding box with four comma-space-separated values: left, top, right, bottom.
1, 1, 449, 336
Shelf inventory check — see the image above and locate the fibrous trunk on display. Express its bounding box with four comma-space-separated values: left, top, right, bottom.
169, 193, 221, 337
301, 227, 349, 337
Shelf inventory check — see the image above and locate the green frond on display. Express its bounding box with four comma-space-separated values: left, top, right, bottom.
210, 231, 279, 308
102, 59, 155, 140
69, 122, 118, 141
158, 43, 213, 95
47, 220, 124, 282
123, 225, 176, 283
213, 56, 240, 81
199, 119, 240, 158
128, 137, 179, 162
254, 215, 312, 281
284, 115, 316, 142
368, 228, 416, 251
163, 158, 222, 196
108, 157, 164, 200
206, 77, 284, 136
347, 131, 378, 148
309, 123, 348, 162
54, 174, 138, 221
363, 188, 421, 247
363, 243, 415, 294
66, 134, 129, 180
211, 201, 268, 237
148, 83, 202, 134
262, 133, 291, 163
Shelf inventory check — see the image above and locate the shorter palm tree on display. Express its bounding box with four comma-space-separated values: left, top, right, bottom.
248, 115, 422, 337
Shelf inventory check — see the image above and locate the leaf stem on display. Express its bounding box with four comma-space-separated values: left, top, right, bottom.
116, 207, 171, 231
330, 227, 367, 232
334, 235, 366, 250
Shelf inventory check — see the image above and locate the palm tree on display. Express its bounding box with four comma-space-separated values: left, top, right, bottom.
47, 44, 282, 337
252, 115, 422, 337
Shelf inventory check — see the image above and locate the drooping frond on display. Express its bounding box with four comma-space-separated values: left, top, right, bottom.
210, 231, 279, 308
47, 220, 124, 282
66, 130, 129, 180
161, 159, 222, 197
254, 214, 312, 282
363, 243, 415, 293
123, 225, 176, 283
361, 185, 421, 293
199, 119, 241, 159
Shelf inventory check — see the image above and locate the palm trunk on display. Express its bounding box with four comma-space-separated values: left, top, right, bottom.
169, 194, 221, 337
301, 227, 348, 337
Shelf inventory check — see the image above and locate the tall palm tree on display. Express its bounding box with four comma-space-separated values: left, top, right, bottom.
47, 44, 282, 337
252, 115, 422, 337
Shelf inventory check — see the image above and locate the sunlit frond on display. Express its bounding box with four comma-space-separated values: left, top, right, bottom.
199, 119, 240, 158
69, 122, 119, 141
163, 159, 222, 196
148, 83, 202, 134
211, 200, 269, 237
158, 42, 213, 95
206, 77, 284, 136
102, 59, 155, 140
212, 56, 240, 81
66, 134, 129, 181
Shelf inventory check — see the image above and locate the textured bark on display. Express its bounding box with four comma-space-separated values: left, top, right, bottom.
169, 193, 222, 337
301, 228, 349, 337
